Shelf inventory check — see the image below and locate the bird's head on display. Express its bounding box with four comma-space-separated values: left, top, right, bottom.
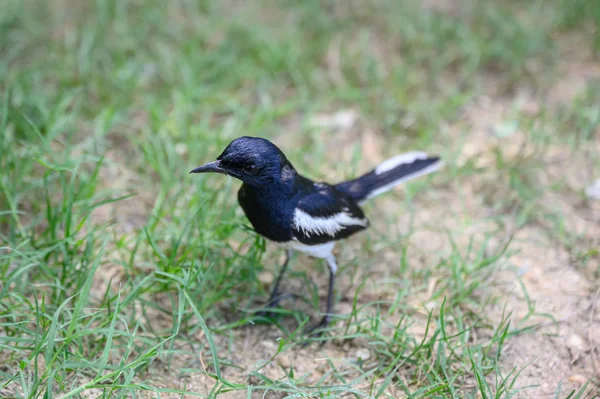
190, 136, 295, 186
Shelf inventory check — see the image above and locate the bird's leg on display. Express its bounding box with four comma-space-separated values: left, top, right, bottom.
306, 255, 337, 334
267, 249, 292, 305
256, 249, 292, 316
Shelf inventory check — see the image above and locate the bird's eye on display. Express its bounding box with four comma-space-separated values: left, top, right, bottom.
243, 164, 258, 174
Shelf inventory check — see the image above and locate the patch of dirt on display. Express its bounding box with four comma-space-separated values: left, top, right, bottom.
493, 227, 599, 398
548, 34, 600, 105
448, 56, 600, 396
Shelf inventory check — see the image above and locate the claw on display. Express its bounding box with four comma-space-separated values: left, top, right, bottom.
254, 292, 294, 319
302, 315, 331, 346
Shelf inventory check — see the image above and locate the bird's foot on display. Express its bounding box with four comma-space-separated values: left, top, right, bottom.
305, 315, 331, 337
254, 293, 293, 319
300, 316, 331, 347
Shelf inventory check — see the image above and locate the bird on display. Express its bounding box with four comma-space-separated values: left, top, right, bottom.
190, 136, 442, 333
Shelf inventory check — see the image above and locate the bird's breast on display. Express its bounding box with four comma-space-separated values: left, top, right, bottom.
237, 185, 294, 242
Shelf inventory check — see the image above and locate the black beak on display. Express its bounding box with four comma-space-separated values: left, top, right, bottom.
189, 160, 225, 174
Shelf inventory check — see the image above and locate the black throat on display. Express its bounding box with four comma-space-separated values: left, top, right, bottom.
236, 162, 303, 242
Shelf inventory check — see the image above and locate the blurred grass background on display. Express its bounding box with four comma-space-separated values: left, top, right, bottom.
1, 0, 599, 398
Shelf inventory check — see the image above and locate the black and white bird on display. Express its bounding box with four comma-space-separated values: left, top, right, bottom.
190, 136, 442, 332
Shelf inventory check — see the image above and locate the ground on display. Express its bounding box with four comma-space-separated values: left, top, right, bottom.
0, 1, 599, 398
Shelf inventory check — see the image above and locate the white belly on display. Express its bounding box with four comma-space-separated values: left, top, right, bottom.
283, 240, 335, 259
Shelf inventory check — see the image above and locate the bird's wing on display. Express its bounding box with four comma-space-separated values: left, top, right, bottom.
291, 184, 369, 245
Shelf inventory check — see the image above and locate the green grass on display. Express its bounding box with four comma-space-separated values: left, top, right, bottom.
1, 0, 599, 398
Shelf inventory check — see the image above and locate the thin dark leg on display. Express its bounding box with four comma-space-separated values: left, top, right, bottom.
320, 267, 335, 326
256, 250, 292, 317
306, 255, 337, 334
265, 249, 291, 306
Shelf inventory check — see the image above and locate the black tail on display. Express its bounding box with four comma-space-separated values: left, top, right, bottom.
335, 152, 442, 203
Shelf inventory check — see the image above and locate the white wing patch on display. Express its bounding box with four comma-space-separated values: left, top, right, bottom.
375, 152, 429, 175
293, 209, 367, 238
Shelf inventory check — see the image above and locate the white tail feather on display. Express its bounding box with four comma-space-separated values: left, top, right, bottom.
375, 152, 429, 175
361, 158, 443, 203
